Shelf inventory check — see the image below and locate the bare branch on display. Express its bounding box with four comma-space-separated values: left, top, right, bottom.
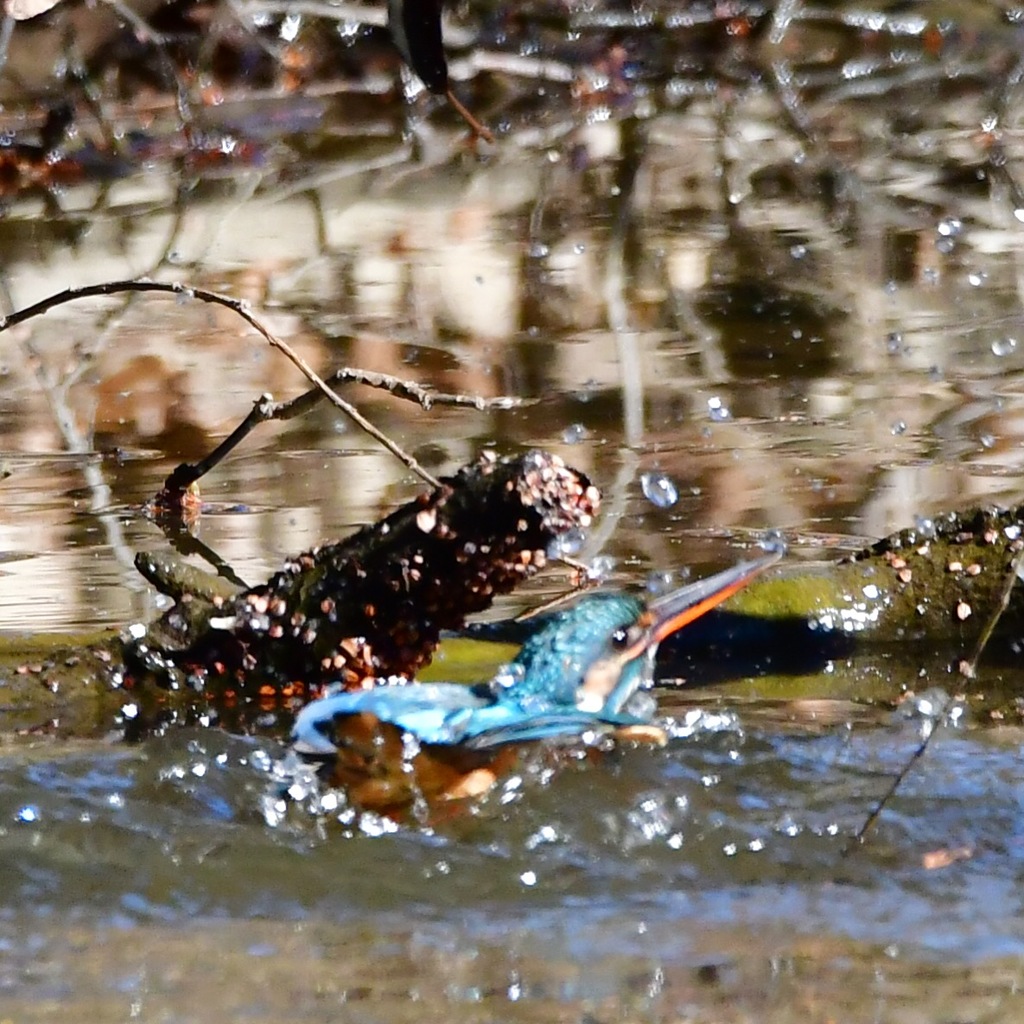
0, 278, 443, 487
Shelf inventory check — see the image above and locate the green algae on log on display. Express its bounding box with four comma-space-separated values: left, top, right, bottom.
667, 506, 1024, 696
731, 506, 1024, 643
125, 450, 600, 695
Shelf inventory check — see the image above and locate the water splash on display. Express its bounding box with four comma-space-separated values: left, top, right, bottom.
640, 472, 678, 509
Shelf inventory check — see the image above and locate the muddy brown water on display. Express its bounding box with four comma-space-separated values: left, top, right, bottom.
4, 2, 1024, 1018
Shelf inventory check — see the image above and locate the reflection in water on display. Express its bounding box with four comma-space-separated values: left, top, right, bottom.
2, 0, 1024, 1016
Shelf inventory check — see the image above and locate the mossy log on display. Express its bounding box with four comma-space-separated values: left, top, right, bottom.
665, 506, 1024, 712
714, 506, 1024, 645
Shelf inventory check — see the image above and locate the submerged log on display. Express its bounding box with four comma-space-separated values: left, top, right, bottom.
722, 505, 1024, 643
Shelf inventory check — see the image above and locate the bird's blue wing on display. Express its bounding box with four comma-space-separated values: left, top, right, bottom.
460, 710, 652, 750
292, 683, 493, 752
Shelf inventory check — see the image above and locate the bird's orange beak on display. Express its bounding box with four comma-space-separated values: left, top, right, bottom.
642, 551, 781, 652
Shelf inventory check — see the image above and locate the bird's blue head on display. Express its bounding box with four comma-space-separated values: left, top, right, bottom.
497, 554, 780, 718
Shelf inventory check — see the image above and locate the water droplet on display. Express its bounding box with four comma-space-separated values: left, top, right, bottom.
16, 805, 39, 823
789, 243, 807, 260
992, 336, 1017, 357
586, 555, 616, 581
573, 242, 586, 254
706, 396, 731, 422
981, 433, 996, 449
1014, 208, 1024, 223
287, 778, 312, 802
492, 663, 525, 690
937, 216, 962, 238
760, 528, 788, 556
359, 812, 400, 837
913, 516, 936, 539
646, 569, 678, 595
891, 420, 907, 436
520, 870, 537, 886
261, 794, 288, 827
526, 825, 559, 849
968, 270, 987, 287
561, 422, 588, 444
623, 690, 657, 719
547, 527, 585, 558
640, 472, 679, 508
885, 331, 905, 355
400, 731, 421, 774
777, 813, 802, 837
528, 242, 549, 259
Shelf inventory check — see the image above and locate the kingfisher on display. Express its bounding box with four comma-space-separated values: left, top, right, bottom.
291, 553, 778, 812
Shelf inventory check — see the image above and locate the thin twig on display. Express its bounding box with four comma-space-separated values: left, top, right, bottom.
844, 693, 952, 852
959, 551, 1023, 679
445, 87, 494, 143
326, 367, 526, 410
0, 278, 442, 487
166, 527, 251, 592
163, 373, 524, 494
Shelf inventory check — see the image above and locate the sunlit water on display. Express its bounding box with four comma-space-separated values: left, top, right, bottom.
4, 2, 1024, 1018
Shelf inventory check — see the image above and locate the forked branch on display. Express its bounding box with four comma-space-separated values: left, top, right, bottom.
0, 278, 523, 499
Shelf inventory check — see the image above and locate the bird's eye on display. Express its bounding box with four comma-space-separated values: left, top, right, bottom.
610, 627, 630, 649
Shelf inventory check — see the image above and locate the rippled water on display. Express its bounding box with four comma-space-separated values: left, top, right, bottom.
3, 703, 1024, 1019
4, 0, 1024, 1018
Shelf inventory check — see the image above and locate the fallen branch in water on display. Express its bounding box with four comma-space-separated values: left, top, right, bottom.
0, 449, 598, 739
127, 449, 600, 712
